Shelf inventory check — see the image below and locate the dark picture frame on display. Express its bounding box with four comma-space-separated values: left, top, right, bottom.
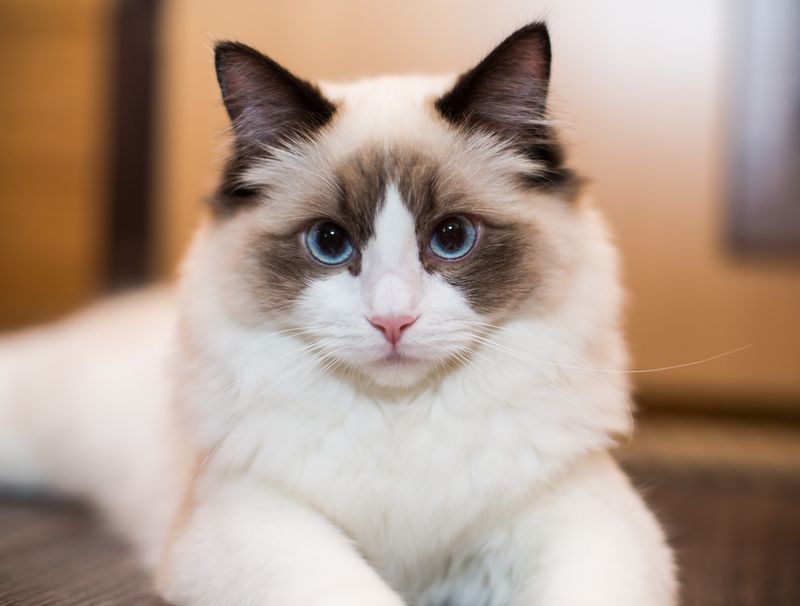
728, 0, 800, 255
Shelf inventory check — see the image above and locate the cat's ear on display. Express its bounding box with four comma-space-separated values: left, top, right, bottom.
436, 23, 577, 191
435, 22, 552, 142
214, 41, 336, 154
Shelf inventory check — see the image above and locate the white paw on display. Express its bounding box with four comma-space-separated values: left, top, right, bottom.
309, 587, 406, 606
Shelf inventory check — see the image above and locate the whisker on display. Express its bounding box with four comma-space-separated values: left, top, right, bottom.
456, 328, 633, 436
197, 340, 331, 472
248, 324, 327, 349
460, 320, 753, 375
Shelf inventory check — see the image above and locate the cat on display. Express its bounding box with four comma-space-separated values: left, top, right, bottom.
0, 22, 676, 606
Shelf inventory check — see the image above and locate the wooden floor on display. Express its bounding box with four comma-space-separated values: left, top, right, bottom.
627, 462, 800, 606
0, 496, 165, 606
1, 457, 799, 605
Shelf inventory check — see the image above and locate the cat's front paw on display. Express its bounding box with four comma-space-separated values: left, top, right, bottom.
307, 587, 406, 606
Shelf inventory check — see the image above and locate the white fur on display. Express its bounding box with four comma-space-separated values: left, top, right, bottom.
0, 288, 189, 567
362, 184, 424, 318
0, 74, 676, 606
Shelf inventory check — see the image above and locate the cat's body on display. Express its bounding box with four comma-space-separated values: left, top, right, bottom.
0, 24, 676, 605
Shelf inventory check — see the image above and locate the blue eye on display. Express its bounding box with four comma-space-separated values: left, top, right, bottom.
306, 221, 354, 265
429, 215, 477, 260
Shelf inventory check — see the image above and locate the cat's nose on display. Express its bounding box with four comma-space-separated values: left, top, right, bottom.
368, 315, 418, 345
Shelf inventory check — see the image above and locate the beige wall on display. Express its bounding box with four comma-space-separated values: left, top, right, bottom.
157, 0, 800, 409
0, 0, 109, 329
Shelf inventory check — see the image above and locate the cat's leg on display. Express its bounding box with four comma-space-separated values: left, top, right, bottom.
159, 475, 405, 606
509, 452, 676, 606
417, 452, 675, 606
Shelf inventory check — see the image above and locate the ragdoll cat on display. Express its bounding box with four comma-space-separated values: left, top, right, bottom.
0, 22, 676, 606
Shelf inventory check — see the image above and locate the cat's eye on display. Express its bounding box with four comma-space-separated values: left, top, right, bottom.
429, 215, 478, 260
305, 221, 355, 265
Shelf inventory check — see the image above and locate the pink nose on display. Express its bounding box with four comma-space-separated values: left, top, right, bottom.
369, 315, 418, 345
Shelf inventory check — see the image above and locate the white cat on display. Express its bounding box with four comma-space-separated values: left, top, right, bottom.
0, 23, 676, 606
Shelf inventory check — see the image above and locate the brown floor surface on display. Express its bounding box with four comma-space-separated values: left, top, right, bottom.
1, 462, 799, 605
627, 462, 800, 606
0, 495, 165, 606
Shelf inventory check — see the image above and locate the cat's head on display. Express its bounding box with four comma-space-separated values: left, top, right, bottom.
182, 23, 621, 392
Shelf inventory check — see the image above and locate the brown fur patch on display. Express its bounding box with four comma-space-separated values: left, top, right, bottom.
238, 144, 562, 317
389, 149, 546, 315
243, 150, 390, 313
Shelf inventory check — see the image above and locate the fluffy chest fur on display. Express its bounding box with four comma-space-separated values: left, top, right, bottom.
186, 342, 628, 593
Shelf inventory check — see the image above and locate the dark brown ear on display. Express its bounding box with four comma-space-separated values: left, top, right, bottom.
213, 42, 336, 210
436, 23, 551, 131
215, 41, 335, 153
436, 23, 573, 189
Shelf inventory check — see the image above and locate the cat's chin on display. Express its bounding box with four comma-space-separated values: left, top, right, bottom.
358, 353, 433, 390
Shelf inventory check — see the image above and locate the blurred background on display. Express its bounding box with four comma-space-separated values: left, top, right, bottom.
0, 1, 798, 604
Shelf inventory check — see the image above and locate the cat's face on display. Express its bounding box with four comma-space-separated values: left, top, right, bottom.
192, 24, 589, 390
